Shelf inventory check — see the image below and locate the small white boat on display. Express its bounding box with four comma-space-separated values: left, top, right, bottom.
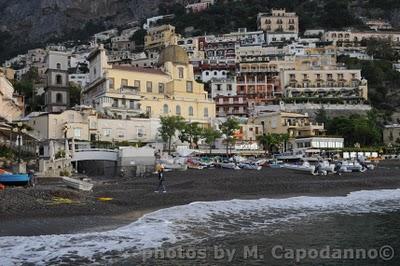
283, 161, 327, 175
220, 162, 241, 170
238, 163, 262, 170
62, 176, 93, 191
164, 164, 188, 171
254, 158, 268, 166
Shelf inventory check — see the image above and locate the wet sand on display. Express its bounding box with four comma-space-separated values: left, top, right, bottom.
1, 160, 399, 237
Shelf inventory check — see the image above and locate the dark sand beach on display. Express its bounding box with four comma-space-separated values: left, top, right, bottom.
1, 160, 400, 237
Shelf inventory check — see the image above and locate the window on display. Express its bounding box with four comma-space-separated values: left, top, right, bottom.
56, 63, 61, 70
178, 67, 184, 79
189, 106, 194, 116
56, 93, 63, 103
186, 81, 193, 93
56, 74, 63, 85
146, 81, 153, 93
109, 78, 115, 89
103, 128, 112, 137
121, 79, 128, 87
74, 128, 81, 138
134, 80, 141, 89
204, 107, 209, 118
158, 83, 165, 94
176, 105, 181, 115
146, 106, 151, 114
163, 104, 169, 114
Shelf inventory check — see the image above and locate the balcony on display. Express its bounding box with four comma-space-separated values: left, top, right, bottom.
120, 85, 140, 95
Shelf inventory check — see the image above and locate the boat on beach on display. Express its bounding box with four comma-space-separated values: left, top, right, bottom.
62, 176, 94, 191
238, 163, 262, 170
0, 173, 32, 186
219, 162, 241, 170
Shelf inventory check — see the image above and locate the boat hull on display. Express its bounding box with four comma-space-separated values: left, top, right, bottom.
0, 174, 31, 186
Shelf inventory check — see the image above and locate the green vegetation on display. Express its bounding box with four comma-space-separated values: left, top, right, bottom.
160, 0, 363, 36
257, 133, 289, 155
201, 127, 222, 154
315, 108, 382, 147
178, 122, 203, 149
159, 116, 186, 154
338, 56, 400, 121
220, 117, 241, 156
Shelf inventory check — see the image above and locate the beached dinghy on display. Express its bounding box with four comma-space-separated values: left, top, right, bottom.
282, 161, 326, 175
0, 172, 32, 186
62, 176, 93, 191
220, 162, 241, 170
238, 163, 262, 170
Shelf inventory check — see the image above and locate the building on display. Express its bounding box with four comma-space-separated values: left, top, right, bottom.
44, 51, 70, 112
0, 71, 24, 122
0, 67, 15, 81
186, 0, 215, 13
294, 137, 344, 150
83, 45, 215, 125
257, 9, 299, 34
111, 35, 136, 52
177, 37, 205, 60
24, 109, 160, 144
143, 15, 175, 30
202, 36, 236, 60
252, 111, 325, 138
210, 78, 237, 98
265, 32, 298, 44
323, 30, 400, 45
280, 67, 368, 105
365, 20, 392, 31
223, 28, 265, 46
383, 124, 400, 146
144, 24, 179, 51
215, 95, 248, 117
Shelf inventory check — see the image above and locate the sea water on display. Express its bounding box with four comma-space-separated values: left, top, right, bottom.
1, 189, 400, 265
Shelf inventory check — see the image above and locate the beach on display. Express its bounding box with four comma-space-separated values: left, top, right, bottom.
1, 160, 400, 237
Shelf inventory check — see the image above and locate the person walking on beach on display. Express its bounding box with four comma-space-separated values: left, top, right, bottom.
155, 163, 166, 193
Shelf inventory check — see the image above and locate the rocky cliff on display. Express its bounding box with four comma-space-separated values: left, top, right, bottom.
0, 0, 166, 61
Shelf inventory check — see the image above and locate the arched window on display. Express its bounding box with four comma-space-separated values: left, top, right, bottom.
56, 63, 61, 70
204, 107, 209, 118
56, 74, 62, 85
176, 105, 181, 115
56, 93, 63, 103
163, 104, 169, 114
188, 106, 194, 116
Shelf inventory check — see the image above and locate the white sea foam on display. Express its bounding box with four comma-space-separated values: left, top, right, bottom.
1, 189, 400, 265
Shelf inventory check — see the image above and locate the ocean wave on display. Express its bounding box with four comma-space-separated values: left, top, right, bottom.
1, 189, 400, 265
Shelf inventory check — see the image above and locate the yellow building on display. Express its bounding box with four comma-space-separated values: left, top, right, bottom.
83, 45, 215, 125
257, 9, 299, 34
252, 111, 325, 138
144, 24, 179, 51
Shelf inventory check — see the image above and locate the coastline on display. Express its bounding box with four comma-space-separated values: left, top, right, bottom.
1, 160, 399, 237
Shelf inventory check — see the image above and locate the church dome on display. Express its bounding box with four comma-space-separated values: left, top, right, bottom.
158, 45, 189, 66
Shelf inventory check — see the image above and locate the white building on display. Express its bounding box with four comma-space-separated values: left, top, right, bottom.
294, 137, 344, 150
210, 78, 237, 98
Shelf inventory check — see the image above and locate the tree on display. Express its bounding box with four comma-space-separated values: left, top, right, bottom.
220, 117, 240, 156
315, 107, 329, 125
159, 116, 186, 154
257, 133, 289, 155
179, 122, 203, 149
202, 127, 222, 154
69, 84, 82, 107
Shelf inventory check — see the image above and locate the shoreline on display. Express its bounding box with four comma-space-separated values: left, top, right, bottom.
1, 160, 400, 237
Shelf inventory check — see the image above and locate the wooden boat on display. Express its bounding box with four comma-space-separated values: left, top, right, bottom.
0, 173, 32, 186
62, 176, 94, 191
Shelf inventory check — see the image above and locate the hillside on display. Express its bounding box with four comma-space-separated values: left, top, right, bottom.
1, 0, 400, 61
